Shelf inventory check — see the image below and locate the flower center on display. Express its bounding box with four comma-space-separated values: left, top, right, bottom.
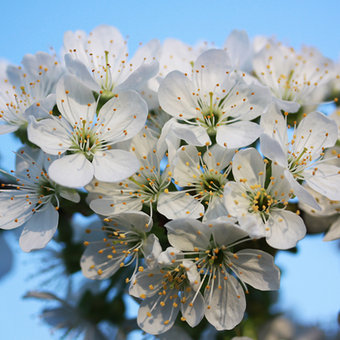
71, 120, 101, 161
36, 177, 55, 198
248, 187, 273, 220
129, 170, 169, 205
197, 92, 222, 136
197, 173, 226, 202
207, 246, 225, 266
288, 147, 309, 180
163, 266, 189, 291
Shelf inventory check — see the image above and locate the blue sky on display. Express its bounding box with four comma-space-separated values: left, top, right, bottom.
0, 0, 340, 338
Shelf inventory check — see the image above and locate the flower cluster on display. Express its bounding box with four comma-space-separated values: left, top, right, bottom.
1, 25, 340, 337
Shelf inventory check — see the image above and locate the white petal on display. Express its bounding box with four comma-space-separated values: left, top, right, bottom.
59, 188, 80, 203
157, 247, 181, 266
81, 241, 125, 280
224, 30, 252, 72
129, 269, 164, 298
90, 196, 142, 216
157, 191, 205, 220
203, 144, 235, 171
0, 124, 19, 135
224, 182, 251, 218
305, 164, 340, 201
269, 164, 292, 203
56, 74, 97, 126
260, 108, 288, 145
231, 249, 280, 290
323, 217, 340, 241
88, 25, 126, 63
204, 274, 246, 330
223, 80, 271, 122
24, 94, 56, 120
90, 196, 143, 216
273, 97, 300, 113
158, 71, 197, 119
165, 219, 210, 251
107, 211, 152, 233
260, 133, 287, 168
117, 61, 159, 92
63, 29, 87, 59
143, 234, 162, 269
15, 145, 45, 178
216, 121, 262, 149
284, 169, 320, 210
209, 221, 250, 247
157, 118, 181, 163
64, 54, 100, 92
0, 192, 35, 229
137, 292, 179, 335
267, 210, 306, 249
27, 117, 71, 155
181, 290, 205, 327
238, 213, 267, 239
19, 203, 58, 252
294, 111, 338, 158
172, 121, 210, 146
48, 153, 94, 188
183, 260, 201, 290
129, 39, 160, 68
203, 196, 229, 222
172, 145, 200, 187
232, 148, 264, 185
97, 89, 148, 143
93, 149, 139, 182
194, 49, 231, 93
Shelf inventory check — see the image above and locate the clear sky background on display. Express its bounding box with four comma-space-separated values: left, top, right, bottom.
0, 0, 340, 339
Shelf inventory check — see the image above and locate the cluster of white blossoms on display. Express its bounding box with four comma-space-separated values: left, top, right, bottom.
1, 25, 340, 337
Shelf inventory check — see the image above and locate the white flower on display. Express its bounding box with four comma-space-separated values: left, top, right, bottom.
146, 38, 210, 111
63, 25, 159, 98
87, 129, 171, 217
157, 144, 234, 220
323, 218, 340, 241
129, 248, 204, 335
253, 39, 332, 112
158, 49, 270, 149
164, 218, 280, 331
148, 38, 210, 96
223, 30, 252, 73
224, 148, 306, 249
27, 74, 148, 187
0, 146, 79, 252
298, 147, 340, 241
81, 212, 161, 280
261, 110, 340, 209
157, 38, 209, 79
299, 184, 340, 241
0, 52, 63, 134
